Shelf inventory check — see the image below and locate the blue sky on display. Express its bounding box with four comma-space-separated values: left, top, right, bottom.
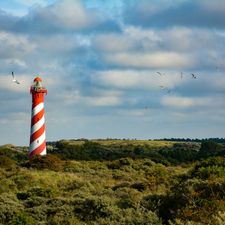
0, 0, 225, 145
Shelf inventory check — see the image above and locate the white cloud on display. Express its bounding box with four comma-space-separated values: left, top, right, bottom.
62, 89, 122, 107
94, 70, 183, 90
34, 34, 80, 53
27, 0, 101, 31
0, 74, 57, 93
126, 0, 187, 16
87, 95, 122, 106
15, 0, 47, 6
93, 33, 134, 52
93, 26, 161, 53
118, 108, 149, 117
160, 96, 221, 108
198, 0, 225, 13
1, 0, 225, 145
6, 59, 27, 68
0, 75, 31, 93
0, 31, 36, 59
93, 26, 225, 71
104, 52, 195, 69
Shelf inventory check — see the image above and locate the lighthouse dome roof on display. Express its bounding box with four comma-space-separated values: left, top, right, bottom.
34, 77, 42, 82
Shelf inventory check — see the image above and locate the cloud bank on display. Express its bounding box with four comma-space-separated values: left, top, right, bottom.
0, 0, 224, 145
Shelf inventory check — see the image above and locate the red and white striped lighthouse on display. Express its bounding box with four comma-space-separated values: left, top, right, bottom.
29, 77, 47, 158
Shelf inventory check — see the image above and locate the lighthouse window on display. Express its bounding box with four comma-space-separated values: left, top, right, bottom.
37, 140, 39, 143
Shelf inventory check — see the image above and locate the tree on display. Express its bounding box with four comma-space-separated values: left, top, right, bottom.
198, 141, 223, 158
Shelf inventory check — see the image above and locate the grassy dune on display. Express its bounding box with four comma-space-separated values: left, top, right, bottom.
0, 140, 225, 224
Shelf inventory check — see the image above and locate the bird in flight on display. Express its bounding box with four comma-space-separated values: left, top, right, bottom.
191, 73, 197, 79
181, 72, 183, 79
159, 85, 171, 94
12, 72, 20, 84
156, 72, 162, 76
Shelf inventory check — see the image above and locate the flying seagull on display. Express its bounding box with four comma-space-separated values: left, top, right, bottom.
159, 85, 171, 94
156, 72, 162, 76
191, 73, 197, 79
12, 72, 20, 84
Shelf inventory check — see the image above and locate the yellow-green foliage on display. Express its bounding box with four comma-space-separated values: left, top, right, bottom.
0, 140, 224, 225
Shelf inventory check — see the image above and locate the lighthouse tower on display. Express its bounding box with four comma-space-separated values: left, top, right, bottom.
29, 77, 47, 158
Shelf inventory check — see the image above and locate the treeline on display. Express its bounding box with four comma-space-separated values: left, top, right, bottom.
47, 140, 225, 165
156, 137, 225, 144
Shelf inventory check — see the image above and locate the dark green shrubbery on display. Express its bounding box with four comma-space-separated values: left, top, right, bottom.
198, 141, 224, 158
0, 155, 16, 169
74, 196, 113, 221
17, 187, 56, 201
9, 213, 35, 225
107, 158, 133, 169
0, 145, 27, 164
54, 140, 172, 165
191, 157, 225, 179
25, 155, 64, 171
0, 193, 23, 224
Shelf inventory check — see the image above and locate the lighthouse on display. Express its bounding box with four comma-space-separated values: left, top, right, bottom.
29, 77, 47, 158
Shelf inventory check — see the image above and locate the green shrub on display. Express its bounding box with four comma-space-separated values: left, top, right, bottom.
0, 193, 23, 224
94, 208, 162, 225
9, 213, 35, 225
112, 182, 130, 191
198, 141, 223, 158
0, 178, 17, 194
108, 158, 133, 169
27, 155, 64, 171
17, 187, 57, 202
74, 196, 113, 221
12, 173, 34, 190
0, 155, 16, 169
115, 187, 141, 209
0, 145, 27, 163
191, 157, 225, 179
130, 182, 146, 192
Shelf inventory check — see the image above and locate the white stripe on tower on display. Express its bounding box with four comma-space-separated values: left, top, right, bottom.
30, 113, 45, 134
32, 102, 44, 117
29, 131, 46, 152
29, 101, 46, 158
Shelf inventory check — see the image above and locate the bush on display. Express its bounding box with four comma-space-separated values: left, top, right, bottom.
0, 155, 16, 169
27, 155, 64, 171
0, 193, 23, 224
0, 145, 27, 163
9, 213, 35, 225
191, 157, 225, 179
74, 196, 113, 221
108, 158, 133, 169
0, 178, 17, 194
94, 208, 162, 225
198, 141, 223, 158
130, 182, 146, 192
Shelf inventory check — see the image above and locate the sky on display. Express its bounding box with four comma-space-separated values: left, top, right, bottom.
0, 0, 225, 146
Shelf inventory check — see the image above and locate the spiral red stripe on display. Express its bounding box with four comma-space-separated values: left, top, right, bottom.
31, 108, 44, 125
29, 140, 46, 159
32, 96, 43, 108
30, 123, 45, 144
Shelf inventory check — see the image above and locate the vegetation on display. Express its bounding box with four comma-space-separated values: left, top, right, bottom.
0, 139, 225, 224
